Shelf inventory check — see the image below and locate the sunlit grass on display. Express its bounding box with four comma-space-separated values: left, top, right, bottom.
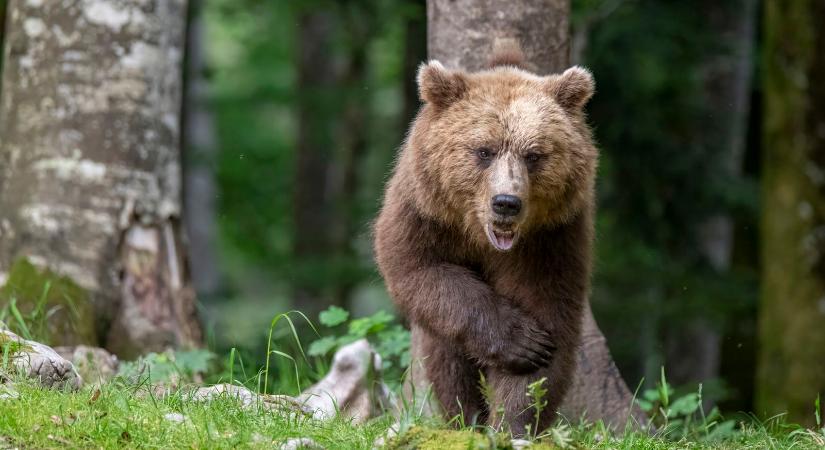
0, 376, 823, 449
0, 379, 391, 449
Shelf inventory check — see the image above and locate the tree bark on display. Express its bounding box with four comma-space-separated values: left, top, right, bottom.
426, 0, 647, 429
401, 0, 427, 128
758, 0, 825, 427
0, 0, 202, 359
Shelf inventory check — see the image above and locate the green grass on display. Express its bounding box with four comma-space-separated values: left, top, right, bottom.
0, 377, 823, 449
0, 379, 391, 449
1, 308, 823, 448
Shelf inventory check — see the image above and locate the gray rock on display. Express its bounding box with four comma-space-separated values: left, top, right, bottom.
54, 345, 118, 386
190, 339, 394, 424
0, 329, 82, 389
298, 339, 395, 423
189, 383, 311, 415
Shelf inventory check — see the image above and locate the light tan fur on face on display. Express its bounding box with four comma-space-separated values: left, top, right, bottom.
489, 153, 528, 203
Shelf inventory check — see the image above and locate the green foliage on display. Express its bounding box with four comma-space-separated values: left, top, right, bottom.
204, 0, 416, 303
574, 0, 760, 400
308, 306, 410, 380
318, 306, 349, 327
525, 377, 549, 439
117, 349, 217, 385
637, 368, 737, 442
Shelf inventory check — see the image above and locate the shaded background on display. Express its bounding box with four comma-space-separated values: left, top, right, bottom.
187, 0, 762, 413
191, 0, 763, 413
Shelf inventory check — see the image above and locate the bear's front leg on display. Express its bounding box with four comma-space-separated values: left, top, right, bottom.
484, 347, 577, 438
374, 202, 556, 374
411, 325, 488, 426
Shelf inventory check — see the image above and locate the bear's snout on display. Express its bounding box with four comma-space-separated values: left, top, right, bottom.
491, 194, 522, 217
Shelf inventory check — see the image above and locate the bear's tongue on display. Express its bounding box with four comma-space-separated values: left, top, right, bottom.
487, 225, 516, 251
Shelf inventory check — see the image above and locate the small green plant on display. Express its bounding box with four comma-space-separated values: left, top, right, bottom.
525, 377, 548, 438
117, 349, 216, 385
0, 282, 54, 342
307, 306, 410, 381
521, 377, 573, 448
636, 367, 736, 441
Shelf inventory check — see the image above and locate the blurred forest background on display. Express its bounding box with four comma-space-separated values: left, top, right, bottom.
196, 0, 762, 412
0, 0, 823, 428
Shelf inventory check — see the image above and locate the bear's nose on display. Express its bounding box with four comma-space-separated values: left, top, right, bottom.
491, 194, 522, 217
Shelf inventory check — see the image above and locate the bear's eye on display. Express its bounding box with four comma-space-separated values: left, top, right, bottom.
525, 153, 541, 163
476, 147, 493, 160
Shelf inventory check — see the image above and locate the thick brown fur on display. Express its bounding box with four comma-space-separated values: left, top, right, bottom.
374, 50, 597, 436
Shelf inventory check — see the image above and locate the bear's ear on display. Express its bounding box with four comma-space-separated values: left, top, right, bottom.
545, 66, 595, 112
417, 60, 468, 108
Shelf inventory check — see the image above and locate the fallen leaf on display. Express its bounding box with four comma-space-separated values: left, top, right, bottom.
88, 388, 101, 404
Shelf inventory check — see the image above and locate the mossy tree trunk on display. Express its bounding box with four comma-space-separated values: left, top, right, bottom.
425, 0, 647, 429
0, 0, 202, 358
757, 0, 825, 427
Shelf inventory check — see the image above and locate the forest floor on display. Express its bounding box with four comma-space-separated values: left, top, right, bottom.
0, 378, 823, 449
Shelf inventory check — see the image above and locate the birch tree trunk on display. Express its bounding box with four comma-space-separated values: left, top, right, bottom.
758, 0, 825, 427
425, 0, 647, 429
0, 0, 202, 358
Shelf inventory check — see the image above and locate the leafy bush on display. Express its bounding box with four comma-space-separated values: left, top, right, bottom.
308, 306, 410, 381
117, 349, 216, 385
637, 367, 736, 441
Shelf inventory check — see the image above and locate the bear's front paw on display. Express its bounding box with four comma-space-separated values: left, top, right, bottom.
497, 322, 556, 374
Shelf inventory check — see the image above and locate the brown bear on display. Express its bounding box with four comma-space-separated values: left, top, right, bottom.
373, 49, 597, 436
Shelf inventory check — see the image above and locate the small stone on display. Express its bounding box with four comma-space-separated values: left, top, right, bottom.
163, 412, 186, 424
511, 438, 532, 449
279, 437, 322, 450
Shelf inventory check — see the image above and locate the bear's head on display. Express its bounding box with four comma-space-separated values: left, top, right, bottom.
406, 59, 598, 252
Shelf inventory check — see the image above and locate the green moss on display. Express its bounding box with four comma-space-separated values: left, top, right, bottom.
385, 426, 556, 450
0, 258, 97, 346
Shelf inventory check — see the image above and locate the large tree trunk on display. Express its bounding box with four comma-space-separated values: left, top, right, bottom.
0, 0, 202, 359
425, 0, 647, 429
757, 0, 825, 427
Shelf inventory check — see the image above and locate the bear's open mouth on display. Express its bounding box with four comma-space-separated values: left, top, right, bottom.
486, 224, 517, 251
